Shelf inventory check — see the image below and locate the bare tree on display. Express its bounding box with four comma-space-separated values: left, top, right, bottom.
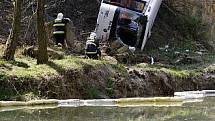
37, 0, 48, 64
3, 0, 23, 60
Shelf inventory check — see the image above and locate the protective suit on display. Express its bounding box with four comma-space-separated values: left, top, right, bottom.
53, 13, 70, 46
85, 32, 101, 59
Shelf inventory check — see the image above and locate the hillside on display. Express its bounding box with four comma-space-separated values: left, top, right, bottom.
0, 53, 214, 100
0, 0, 214, 100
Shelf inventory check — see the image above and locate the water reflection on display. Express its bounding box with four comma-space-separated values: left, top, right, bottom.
0, 97, 214, 121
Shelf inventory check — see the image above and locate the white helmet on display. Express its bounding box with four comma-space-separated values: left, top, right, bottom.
57, 13, 63, 20
89, 32, 97, 40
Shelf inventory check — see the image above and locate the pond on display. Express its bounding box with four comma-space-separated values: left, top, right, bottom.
0, 97, 214, 121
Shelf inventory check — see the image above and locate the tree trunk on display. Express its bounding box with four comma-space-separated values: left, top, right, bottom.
66, 21, 77, 49
3, 0, 23, 60
37, 0, 48, 64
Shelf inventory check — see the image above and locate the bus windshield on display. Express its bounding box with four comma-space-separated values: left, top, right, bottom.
103, 0, 146, 13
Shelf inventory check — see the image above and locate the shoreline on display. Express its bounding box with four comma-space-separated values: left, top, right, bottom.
0, 55, 214, 101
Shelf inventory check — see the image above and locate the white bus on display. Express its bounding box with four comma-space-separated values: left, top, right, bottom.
95, 0, 162, 51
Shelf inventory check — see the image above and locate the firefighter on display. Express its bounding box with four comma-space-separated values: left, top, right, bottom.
85, 32, 101, 59
53, 13, 70, 47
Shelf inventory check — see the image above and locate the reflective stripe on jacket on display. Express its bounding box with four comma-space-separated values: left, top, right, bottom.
53, 23, 66, 27
86, 41, 97, 47
85, 41, 98, 55
85, 51, 97, 54
53, 19, 66, 35
53, 31, 65, 34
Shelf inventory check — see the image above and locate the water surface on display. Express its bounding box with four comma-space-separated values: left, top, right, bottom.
0, 97, 214, 121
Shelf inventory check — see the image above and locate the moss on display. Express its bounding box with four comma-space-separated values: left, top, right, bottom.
86, 88, 99, 99
134, 63, 202, 78
0, 55, 121, 100
0, 87, 17, 100
110, 63, 127, 77
0, 88, 41, 101
161, 109, 209, 121
19, 92, 42, 101
203, 65, 215, 74
160, 68, 190, 78
106, 78, 114, 97
189, 71, 201, 77
0, 56, 104, 79
0, 51, 213, 100
0, 72, 7, 80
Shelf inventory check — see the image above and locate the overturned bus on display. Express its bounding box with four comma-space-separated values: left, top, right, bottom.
93, 0, 162, 52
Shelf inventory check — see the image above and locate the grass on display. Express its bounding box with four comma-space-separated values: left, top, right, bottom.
0, 55, 113, 79
142, 45, 215, 78
134, 62, 203, 78
86, 88, 99, 99
1, 52, 207, 81
161, 109, 209, 121
0, 55, 122, 100
0, 45, 214, 100
0, 87, 17, 101
0, 57, 56, 79
106, 78, 114, 97
203, 64, 215, 73
2, 55, 124, 80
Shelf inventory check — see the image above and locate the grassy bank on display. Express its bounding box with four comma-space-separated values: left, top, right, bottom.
0, 52, 214, 101
0, 55, 126, 100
